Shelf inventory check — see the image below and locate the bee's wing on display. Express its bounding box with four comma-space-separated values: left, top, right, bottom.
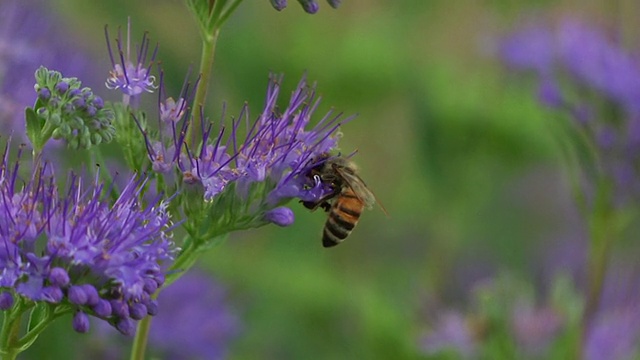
333, 166, 388, 216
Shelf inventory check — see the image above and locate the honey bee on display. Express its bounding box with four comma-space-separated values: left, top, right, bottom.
301, 153, 385, 247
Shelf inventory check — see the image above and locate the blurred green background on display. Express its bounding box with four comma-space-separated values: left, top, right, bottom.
19, 0, 640, 358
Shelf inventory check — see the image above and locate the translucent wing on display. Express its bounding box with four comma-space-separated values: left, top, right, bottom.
333, 164, 388, 216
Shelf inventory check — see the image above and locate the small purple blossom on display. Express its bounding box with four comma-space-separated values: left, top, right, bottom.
0, 143, 175, 334
104, 19, 158, 104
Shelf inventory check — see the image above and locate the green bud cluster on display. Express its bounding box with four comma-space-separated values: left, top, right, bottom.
27, 66, 115, 151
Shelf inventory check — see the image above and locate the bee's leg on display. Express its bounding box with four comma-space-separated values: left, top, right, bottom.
300, 187, 339, 212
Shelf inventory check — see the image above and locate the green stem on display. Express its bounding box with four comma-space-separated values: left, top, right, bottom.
0, 301, 25, 360
128, 238, 199, 360
166, 240, 200, 287
188, 28, 221, 148
216, 0, 245, 27
130, 313, 153, 360
578, 197, 615, 357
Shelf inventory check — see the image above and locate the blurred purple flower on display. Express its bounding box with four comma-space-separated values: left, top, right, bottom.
501, 18, 640, 207
0, 144, 175, 334
420, 311, 477, 358
585, 307, 640, 360
0, 0, 98, 137
500, 23, 554, 74
511, 303, 563, 356
149, 271, 241, 359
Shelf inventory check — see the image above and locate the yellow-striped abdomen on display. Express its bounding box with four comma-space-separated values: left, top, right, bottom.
322, 188, 364, 247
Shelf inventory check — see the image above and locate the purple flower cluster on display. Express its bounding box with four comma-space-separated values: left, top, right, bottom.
0, 144, 175, 334
0, 0, 97, 137
500, 19, 640, 206
140, 74, 347, 231
270, 0, 342, 14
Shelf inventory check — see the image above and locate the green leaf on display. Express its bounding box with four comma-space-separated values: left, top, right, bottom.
27, 303, 49, 333
25, 107, 43, 151
186, 0, 214, 35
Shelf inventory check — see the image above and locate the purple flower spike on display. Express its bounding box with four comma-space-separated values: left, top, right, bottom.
264, 207, 295, 227
104, 19, 158, 103
73, 311, 90, 333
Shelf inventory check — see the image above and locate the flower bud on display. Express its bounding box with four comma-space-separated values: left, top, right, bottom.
116, 318, 135, 336
42, 286, 64, 303
72, 311, 90, 333
264, 207, 295, 227
93, 299, 113, 318
129, 303, 147, 320
82, 284, 100, 306
49, 267, 70, 287
0, 292, 14, 310
68, 285, 88, 305
270, 0, 287, 10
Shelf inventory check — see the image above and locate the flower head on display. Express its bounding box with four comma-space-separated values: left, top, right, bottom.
0, 144, 175, 334
139, 74, 349, 239
104, 19, 158, 104
501, 19, 640, 208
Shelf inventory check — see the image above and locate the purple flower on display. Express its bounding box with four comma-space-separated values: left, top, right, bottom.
420, 312, 476, 358
139, 74, 347, 237
511, 303, 563, 356
88, 271, 240, 359
500, 19, 640, 207
105, 19, 158, 105
585, 307, 640, 360
148, 271, 240, 359
0, 143, 175, 334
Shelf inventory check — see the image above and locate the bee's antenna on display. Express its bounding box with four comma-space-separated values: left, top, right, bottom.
345, 149, 358, 158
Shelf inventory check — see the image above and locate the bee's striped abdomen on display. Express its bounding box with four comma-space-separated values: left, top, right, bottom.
322, 189, 364, 247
